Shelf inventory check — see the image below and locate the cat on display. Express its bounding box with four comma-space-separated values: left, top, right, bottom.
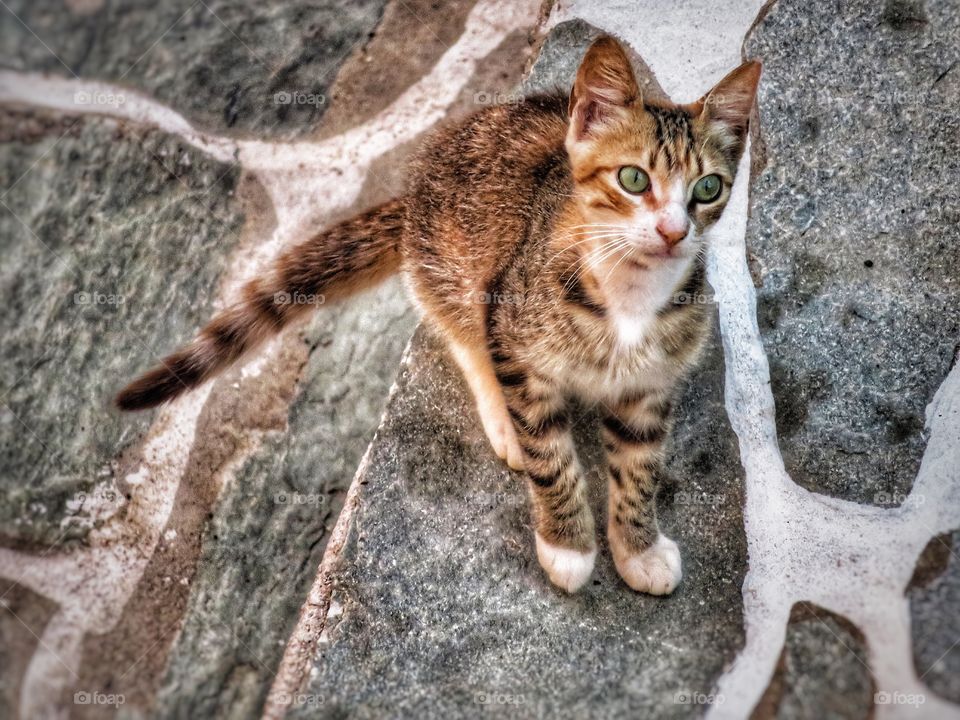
116, 37, 760, 595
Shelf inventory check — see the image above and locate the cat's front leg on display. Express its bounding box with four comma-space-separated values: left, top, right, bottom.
496, 363, 597, 592
603, 391, 681, 595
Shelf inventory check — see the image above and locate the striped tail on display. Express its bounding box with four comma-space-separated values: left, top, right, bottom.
115, 197, 406, 411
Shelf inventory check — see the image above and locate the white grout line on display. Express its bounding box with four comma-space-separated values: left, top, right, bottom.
0, 72, 238, 162
0, 0, 540, 716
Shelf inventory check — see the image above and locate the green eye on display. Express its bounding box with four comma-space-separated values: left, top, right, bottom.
617, 166, 650, 194
692, 174, 723, 203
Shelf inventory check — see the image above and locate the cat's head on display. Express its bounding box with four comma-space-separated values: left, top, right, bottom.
563, 36, 760, 285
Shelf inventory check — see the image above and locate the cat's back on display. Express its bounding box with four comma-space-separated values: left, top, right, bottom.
403, 92, 571, 317
407, 92, 569, 230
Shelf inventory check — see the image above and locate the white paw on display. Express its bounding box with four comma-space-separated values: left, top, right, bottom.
613, 534, 682, 595
535, 533, 596, 593
477, 396, 524, 471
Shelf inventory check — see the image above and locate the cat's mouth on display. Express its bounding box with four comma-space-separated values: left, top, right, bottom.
626, 248, 681, 269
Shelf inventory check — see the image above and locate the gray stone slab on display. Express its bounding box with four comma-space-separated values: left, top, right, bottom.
293, 316, 748, 719
753, 604, 875, 720
1, 0, 388, 138
909, 530, 960, 704
524, 19, 603, 95
745, 0, 960, 504
0, 109, 244, 547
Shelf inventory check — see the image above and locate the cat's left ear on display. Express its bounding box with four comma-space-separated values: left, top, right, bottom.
692, 60, 762, 143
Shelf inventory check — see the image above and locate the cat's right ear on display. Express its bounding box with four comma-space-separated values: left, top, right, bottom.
567, 37, 639, 145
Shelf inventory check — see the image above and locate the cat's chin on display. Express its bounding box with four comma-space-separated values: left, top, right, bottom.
622, 253, 692, 278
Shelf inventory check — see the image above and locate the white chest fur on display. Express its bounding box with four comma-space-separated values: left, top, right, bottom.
603, 260, 685, 349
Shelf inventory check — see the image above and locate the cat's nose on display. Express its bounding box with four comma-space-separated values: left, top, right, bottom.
656, 216, 689, 247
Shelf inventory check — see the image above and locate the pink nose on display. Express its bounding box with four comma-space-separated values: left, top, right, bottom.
656, 217, 689, 247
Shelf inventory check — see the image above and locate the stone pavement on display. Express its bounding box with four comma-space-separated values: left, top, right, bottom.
1, 1, 958, 719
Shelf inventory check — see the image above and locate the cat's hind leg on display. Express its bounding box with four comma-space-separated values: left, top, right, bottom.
448, 339, 525, 471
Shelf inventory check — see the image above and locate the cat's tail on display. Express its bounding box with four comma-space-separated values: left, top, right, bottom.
115, 197, 406, 412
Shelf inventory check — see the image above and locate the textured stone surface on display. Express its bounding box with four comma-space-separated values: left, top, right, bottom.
155, 280, 417, 718
0, 110, 243, 547
294, 317, 747, 719
3, 0, 960, 718
1, 0, 389, 139
745, 0, 960, 504
524, 19, 603, 94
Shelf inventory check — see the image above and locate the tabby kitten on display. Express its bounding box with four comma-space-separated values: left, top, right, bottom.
117, 37, 760, 594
